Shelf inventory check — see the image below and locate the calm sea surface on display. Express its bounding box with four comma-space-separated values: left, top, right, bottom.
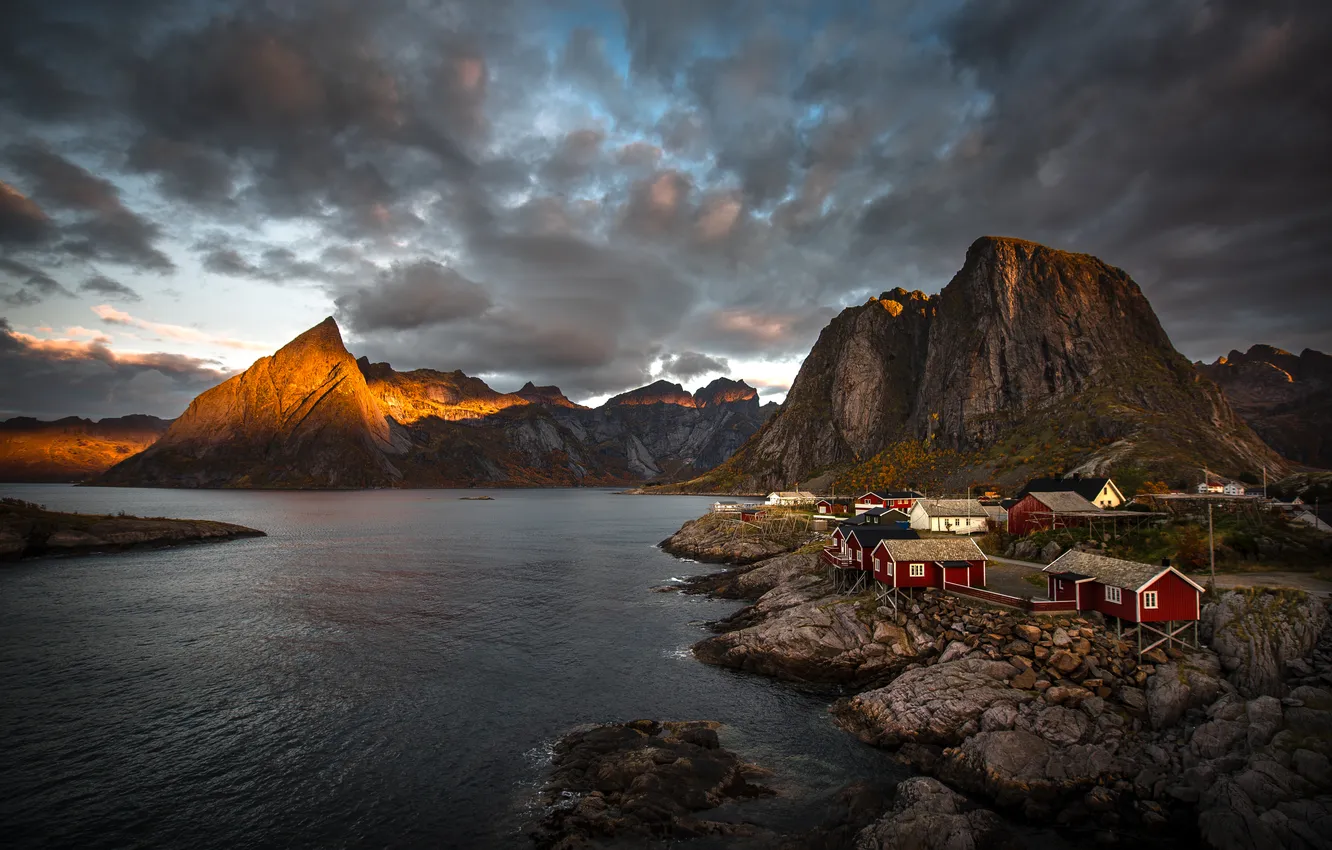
0, 486, 902, 849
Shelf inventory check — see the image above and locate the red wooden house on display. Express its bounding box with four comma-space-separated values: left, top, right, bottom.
869, 537, 988, 590
1045, 550, 1204, 653
815, 498, 852, 516
823, 526, 919, 591
1006, 490, 1104, 535
854, 490, 924, 515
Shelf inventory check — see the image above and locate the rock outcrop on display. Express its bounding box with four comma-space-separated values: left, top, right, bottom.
1198, 346, 1332, 468
0, 498, 263, 559
92, 318, 771, 489
527, 720, 774, 849
1202, 589, 1331, 697
675, 236, 1283, 492
657, 514, 803, 566
0, 414, 170, 482
853, 777, 1021, 850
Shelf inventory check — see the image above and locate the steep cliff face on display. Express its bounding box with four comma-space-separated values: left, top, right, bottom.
93, 319, 768, 488
680, 237, 1282, 492
699, 288, 934, 489
0, 415, 171, 482
1199, 346, 1332, 468
99, 318, 407, 488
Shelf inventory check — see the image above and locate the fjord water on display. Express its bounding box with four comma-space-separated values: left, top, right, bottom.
0, 486, 898, 849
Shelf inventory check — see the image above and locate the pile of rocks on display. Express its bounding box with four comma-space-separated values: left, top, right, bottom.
658, 515, 801, 565
529, 720, 775, 849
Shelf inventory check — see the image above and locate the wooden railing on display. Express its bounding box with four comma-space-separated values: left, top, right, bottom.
942, 582, 1077, 613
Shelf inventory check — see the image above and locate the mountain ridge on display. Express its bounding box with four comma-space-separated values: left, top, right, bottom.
91, 320, 772, 488
669, 236, 1283, 493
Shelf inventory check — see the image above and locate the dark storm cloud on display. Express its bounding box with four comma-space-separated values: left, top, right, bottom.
4, 142, 173, 270
0, 0, 1328, 416
334, 261, 492, 333
0, 256, 74, 306
659, 351, 729, 382
80, 274, 142, 302
0, 181, 54, 244
0, 316, 229, 419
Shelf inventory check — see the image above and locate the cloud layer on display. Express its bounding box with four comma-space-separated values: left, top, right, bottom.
0, 0, 1329, 415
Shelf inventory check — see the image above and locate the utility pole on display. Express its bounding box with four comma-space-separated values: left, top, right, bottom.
1263, 465, 1267, 500
1208, 503, 1215, 593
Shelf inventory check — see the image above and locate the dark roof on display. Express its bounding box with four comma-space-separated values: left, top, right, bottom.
999, 498, 1020, 510
839, 514, 872, 526
1049, 570, 1093, 582
863, 507, 910, 519
859, 490, 924, 499
847, 527, 921, 546
939, 560, 972, 568
1019, 477, 1114, 503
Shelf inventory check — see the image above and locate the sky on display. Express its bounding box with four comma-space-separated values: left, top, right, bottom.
0, 0, 1329, 419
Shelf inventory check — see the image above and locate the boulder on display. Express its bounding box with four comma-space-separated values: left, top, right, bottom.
1147, 658, 1225, 730
834, 659, 1030, 748
854, 777, 1022, 850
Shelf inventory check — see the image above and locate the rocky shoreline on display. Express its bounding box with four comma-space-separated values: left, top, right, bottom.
643, 518, 1332, 850
0, 499, 264, 560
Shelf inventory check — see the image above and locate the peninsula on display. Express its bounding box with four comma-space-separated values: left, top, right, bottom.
0, 498, 264, 560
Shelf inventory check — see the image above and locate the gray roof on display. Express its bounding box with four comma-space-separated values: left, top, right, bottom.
1045, 550, 1204, 592
915, 498, 987, 518
877, 537, 988, 562
1029, 491, 1102, 513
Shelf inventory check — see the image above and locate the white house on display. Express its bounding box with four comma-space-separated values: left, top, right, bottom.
909, 499, 989, 534
766, 491, 817, 506
1196, 483, 1225, 494
1222, 482, 1246, 496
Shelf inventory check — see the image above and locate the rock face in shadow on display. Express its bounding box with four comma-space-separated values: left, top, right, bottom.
0, 499, 263, 560
676, 236, 1282, 492
0, 415, 171, 482
92, 318, 772, 489
1202, 589, 1331, 697
1198, 345, 1332, 467
528, 720, 775, 849
853, 776, 1024, 850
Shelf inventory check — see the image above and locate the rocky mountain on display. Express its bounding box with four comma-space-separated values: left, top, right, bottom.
93, 318, 771, 489
0, 414, 171, 482
678, 236, 1281, 493
98, 318, 409, 488
1198, 345, 1332, 468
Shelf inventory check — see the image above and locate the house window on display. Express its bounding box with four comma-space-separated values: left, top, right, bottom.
909, 563, 925, 577
1105, 585, 1122, 604
1143, 591, 1159, 609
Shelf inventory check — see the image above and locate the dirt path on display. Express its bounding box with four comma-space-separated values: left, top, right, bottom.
1190, 571, 1332, 597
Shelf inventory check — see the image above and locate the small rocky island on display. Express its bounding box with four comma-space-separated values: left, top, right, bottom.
0, 498, 264, 560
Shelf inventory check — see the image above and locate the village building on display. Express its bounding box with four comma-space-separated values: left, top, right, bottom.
854, 490, 924, 514
1006, 490, 1106, 535
1196, 483, 1225, 494
859, 507, 911, 527
909, 499, 988, 534
869, 537, 988, 591
1222, 482, 1247, 496
711, 500, 742, 513
766, 491, 817, 506
814, 498, 852, 515
1019, 476, 1125, 509
981, 503, 1007, 528
1044, 550, 1204, 653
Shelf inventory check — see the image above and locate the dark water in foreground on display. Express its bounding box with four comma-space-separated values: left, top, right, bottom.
0, 486, 902, 849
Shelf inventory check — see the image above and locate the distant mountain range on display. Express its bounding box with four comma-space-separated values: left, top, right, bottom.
85, 318, 773, 488
0, 415, 171, 482
3, 236, 1325, 491
668, 236, 1288, 493
1197, 345, 1332, 469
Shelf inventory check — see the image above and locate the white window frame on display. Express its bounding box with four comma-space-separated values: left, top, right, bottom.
909, 563, 925, 577
1104, 585, 1122, 604
1142, 591, 1159, 609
